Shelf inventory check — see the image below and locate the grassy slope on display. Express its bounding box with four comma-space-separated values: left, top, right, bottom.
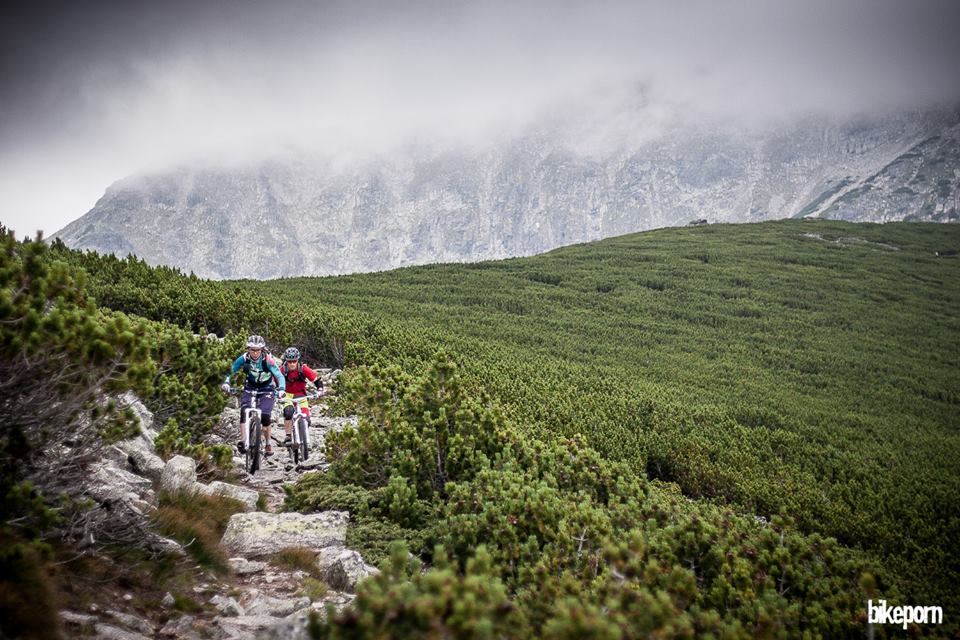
244, 220, 960, 604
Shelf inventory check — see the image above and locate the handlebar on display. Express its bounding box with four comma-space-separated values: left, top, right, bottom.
283, 391, 325, 402
228, 387, 283, 396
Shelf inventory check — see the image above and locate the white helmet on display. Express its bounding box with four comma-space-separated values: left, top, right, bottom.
246, 335, 266, 349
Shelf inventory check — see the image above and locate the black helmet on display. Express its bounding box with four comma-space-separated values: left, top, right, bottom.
283, 346, 301, 362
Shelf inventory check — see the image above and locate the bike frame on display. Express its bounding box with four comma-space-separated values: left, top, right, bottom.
286, 394, 319, 448
232, 387, 277, 448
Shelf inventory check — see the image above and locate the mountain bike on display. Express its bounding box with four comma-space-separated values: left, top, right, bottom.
284, 391, 323, 465
232, 387, 277, 475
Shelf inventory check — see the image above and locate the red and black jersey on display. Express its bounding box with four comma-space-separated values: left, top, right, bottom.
282, 363, 320, 396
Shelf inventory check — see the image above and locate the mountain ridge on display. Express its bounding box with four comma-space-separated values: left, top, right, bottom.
55, 109, 960, 279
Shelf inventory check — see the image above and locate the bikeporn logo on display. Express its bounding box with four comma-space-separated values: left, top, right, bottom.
868, 600, 943, 630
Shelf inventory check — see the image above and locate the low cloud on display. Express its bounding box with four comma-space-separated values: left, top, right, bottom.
2, 0, 959, 235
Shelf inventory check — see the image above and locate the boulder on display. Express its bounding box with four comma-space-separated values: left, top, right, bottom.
315, 547, 379, 592
60, 610, 98, 626
213, 615, 283, 640
88, 461, 152, 505
93, 623, 151, 640
218, 407, 242, 439
115, 440, 165, 482
159, 615, 203, 639
105, 394, 164, 481
119, 391, 157, 436
228, 557, 267, 575
199, 481, 260, 511
243, 594, 309, 617
297, 457, 327, 471
148, 534, 184, 556
106, 611, 154, 636
220, 511, 348, 557
160, 455, 197, 493
258, 601, 350, 640
209, 595, 245, 617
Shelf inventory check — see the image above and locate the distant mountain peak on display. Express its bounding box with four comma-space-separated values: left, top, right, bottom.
55, 109, 960, 279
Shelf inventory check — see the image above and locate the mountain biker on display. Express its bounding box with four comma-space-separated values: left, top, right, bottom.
278, 346, 324, 447
220, 335, 285, 457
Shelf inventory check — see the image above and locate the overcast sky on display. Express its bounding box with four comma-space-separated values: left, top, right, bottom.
1, 0, 959, 237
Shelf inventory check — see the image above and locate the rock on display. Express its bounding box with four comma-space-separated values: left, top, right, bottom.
314, 416, 355, 433
119, 391, 157, 435
220, 511, 348, 557
244, 594, 309, 618
218, 407, 242, 439
321, 591, 356, 613
162, 592, 175, 607
88, 461, 153, 504
160, 455, 197, 493
258, 606, 328, 640
315, 547, 379, 592
98, 394, 163, 480
94, 622, 151, 640
160, 615, 203, 639
198, 481, 260, 511
201, 433, 223, 447
213, 615, 282, 639
246, 466, 285, 485
228, 557, 267, 575
124, 497, 155, 516
148, 534, 184, 556
60, 610, 98, 626
210, 594, 245, 617
297, 457, 326, 471
116, 439, 166, 482
106, 610, 153, 635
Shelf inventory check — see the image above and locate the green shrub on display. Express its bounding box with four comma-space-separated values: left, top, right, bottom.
312, 542, 519, 639
0, 540, 60, 640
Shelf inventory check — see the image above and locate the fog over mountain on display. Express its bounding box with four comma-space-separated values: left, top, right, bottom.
54, 106, 960, 279
3, 1, 960, 268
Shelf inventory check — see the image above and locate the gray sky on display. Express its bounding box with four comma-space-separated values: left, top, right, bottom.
2, 0, 959, 237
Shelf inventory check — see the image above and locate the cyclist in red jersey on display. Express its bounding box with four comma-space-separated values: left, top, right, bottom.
278, 347, 324, 446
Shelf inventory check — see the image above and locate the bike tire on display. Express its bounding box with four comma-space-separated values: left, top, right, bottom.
291, 424, 300, 465
243, 410, 253, 474
249, 413, 262, 474
288, 431, 298, 466
298, 418, 309, 462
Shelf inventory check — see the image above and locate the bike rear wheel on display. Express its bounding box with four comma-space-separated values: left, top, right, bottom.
288, 431, 298, 465
291, 424, 301, 465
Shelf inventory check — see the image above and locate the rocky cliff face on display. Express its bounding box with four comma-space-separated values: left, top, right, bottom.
55, 110, 960, 279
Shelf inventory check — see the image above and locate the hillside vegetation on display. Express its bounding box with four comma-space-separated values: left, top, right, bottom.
45, 219, 960, 636
249, 221, 960, 596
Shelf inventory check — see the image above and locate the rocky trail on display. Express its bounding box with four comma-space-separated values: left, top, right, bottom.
58, 377, 378, 640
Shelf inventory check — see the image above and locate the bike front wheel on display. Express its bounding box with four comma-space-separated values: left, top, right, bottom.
291, 426, 300, 465
249, 414, 262, 474
298, 418, 309, 462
